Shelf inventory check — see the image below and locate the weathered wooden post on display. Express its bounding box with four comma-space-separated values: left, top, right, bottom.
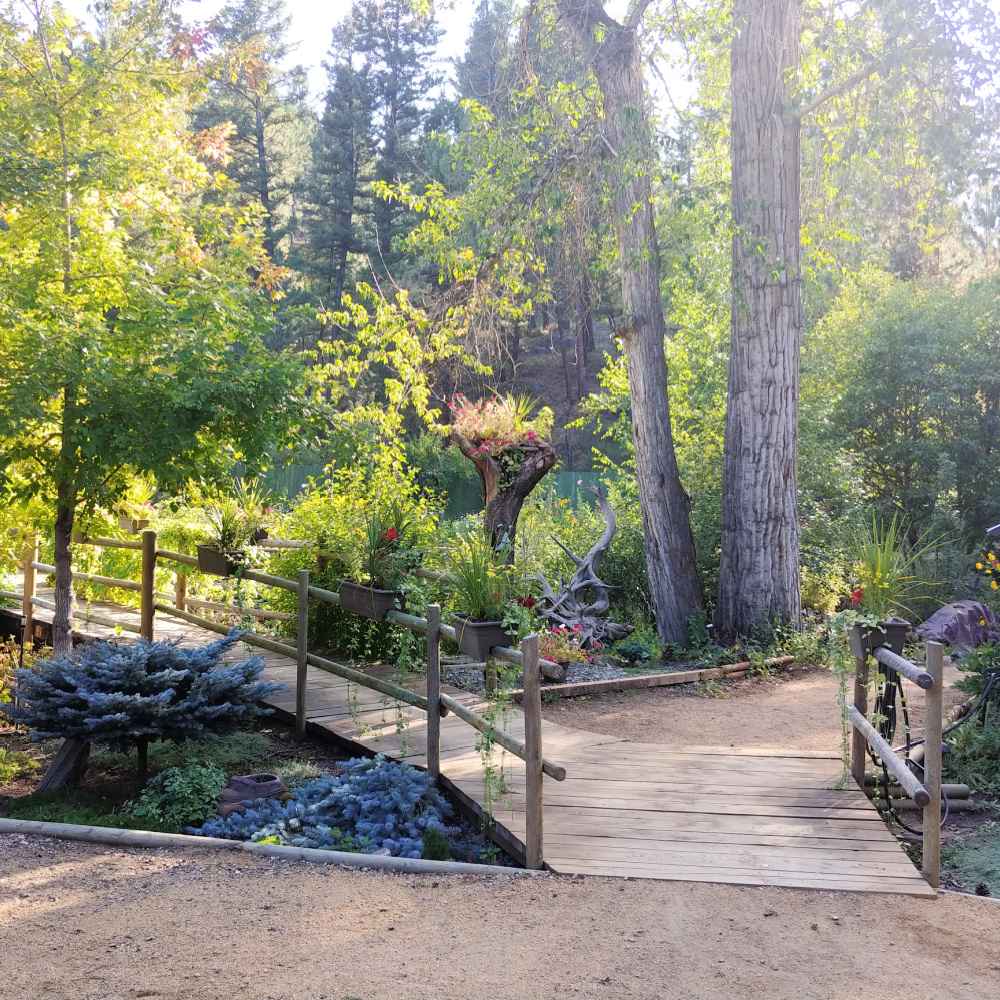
522, 632, 544, 869
174, 571, 187, 613
426, 603, 442, 780
140, 529, 156, 641
922, 641, 944, 888
295, 569, 309, 738
21, 532, 37, 647
848, 628, 870, 788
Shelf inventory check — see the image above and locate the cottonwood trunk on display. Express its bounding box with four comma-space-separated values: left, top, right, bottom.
558, 6, 703, 642
716, 0, 803, 640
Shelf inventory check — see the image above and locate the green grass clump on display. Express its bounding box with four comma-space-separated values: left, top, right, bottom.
941, 821, 1000, 897
3, 790, 154, 830
92, 730, 273, 775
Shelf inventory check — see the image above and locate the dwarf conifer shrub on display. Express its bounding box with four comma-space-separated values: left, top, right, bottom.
2, 634, 280, 777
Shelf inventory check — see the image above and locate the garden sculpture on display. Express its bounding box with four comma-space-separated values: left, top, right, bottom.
536, 486, 633, 648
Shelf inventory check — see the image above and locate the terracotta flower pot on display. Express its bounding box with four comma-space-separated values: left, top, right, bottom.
339, 581, 399, 620
197, 544, 238, 577
452, 616, 512, 662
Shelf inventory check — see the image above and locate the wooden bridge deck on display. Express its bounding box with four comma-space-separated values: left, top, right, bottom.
22, 596, 934, 895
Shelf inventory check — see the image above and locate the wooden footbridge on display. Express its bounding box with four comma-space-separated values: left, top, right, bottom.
3, 531, 942, 896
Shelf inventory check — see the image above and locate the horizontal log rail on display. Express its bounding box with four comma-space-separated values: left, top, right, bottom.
75, 534, 143, 551
846, 706, 930, 806
872, 645, 934, 689
179, 596, 294, 622
438, 692, 566, 781
153, 602, 442, 716
31, 595, 142, 635
32, 562, 142, 594
155, 548, 198, 568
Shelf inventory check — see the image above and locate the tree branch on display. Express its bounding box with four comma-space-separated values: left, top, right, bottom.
625, 0, 657, 31
796, 51, 895, 119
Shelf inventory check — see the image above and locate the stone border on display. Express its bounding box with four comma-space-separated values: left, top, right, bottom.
0, 818, 546, 877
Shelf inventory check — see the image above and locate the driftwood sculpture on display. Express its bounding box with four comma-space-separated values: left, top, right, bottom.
536, 487, 632, 648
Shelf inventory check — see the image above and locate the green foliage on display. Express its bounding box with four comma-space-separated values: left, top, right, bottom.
955, 644, 1000, 699
850, 514, 944, 620
128, 764, 227, 832
2, 790, 152, 831
448, 531, 513, 621
91, 730, 273, 775
420, 825, 452, 861
0, 747, 39, 785
946, 722, 1000, 795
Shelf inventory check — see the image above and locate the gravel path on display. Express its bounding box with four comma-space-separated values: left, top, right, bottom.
2, 834, 998, 1000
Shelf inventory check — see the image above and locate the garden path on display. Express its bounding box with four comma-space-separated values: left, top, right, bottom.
24, 594, 934, 895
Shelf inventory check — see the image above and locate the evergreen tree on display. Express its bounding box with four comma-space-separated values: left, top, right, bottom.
456, 0, 514, 109
300, 19, 375, 307
197, 0, 311, 261
3, 635, 280, 780
352, 0, 443, 271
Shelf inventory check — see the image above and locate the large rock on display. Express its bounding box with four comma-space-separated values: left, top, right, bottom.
915, 601, 999, 653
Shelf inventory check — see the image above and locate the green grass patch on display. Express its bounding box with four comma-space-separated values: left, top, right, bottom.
942, 820, 1000, 897
91, 731, 273, 776
3, 789, 162, 831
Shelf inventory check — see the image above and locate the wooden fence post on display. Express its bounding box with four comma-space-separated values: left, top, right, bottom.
922, 640, 944, 888
426, 603, 442, 781
21, 532, 37, 647
850, 631, 869, 788
295, 569, 309, 738
174, 571, 187, 613
140, 530, 156, 641
522, 632, 544, 869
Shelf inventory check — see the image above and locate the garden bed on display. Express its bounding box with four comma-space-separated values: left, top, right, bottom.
0, 716, 518, 869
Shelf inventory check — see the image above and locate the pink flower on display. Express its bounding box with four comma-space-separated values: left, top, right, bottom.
384, 527, 399, 542
849, 587, 864, 607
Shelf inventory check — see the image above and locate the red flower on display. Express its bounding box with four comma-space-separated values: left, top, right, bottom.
849, 587, 864, 607
384, 527, 399, 542
516, 596, 536, 609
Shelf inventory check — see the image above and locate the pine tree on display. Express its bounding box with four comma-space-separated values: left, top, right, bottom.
300, 18, 375, 307
3, 635, 280, 781
456, 0, 514, 109
196, 0, 311, 261
351, 0, 443, 272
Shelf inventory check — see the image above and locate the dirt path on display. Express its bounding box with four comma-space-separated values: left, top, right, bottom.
2, 835, 997, 1000
542, 663, 968, 750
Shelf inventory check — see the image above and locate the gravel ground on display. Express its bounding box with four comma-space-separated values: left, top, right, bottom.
446, 657, 629, 694
2, 834, 998, 1000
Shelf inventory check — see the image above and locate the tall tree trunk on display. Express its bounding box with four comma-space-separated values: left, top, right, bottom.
254, 99, 276, 259
52, 492, 75, 655
716, 0, 803, 640
557, 3, 703, 643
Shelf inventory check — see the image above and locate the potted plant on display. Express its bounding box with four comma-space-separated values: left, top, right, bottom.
197, 497, 255, 576
538, 625, 589, 668
845, 514, 941, 657
339, 504, 419, 620
449, 533, 515, 661
235, 479, 274, 544
117, 477, 156, 533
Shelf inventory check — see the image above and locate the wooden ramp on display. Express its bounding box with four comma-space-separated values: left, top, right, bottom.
25, 597, 934, 896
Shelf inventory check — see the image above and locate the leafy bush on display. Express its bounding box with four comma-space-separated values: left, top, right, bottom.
2, 635, 280, 774
0, 747, 39, 784
946, 722, 1000, 795
955, 643, 1000, 699
128, 764, 227, 832
194, 756, 453, 858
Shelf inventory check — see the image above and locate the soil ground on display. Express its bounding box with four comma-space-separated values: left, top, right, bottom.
3, 659, 998, 999
1, 834, 999, 1000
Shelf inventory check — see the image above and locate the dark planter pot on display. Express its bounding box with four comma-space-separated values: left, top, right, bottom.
452, 616, 512, 662
118, 515, 149, 533
848, 618, 911, 659
0, 607, 24, 642
251, 528, 269, 544
339, 581, 400, 621
197, 544, 238, 577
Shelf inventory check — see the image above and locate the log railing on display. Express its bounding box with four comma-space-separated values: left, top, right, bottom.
847, 625, 944, 888
23, 529, 563, 869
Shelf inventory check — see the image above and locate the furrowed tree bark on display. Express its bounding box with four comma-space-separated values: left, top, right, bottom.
716, 0, 803, 640
556, 1, 702, 643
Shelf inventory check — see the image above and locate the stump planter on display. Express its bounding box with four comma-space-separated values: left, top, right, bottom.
339, 581, 399, 621
452, 616, 511, 662
118, 515, 150, 534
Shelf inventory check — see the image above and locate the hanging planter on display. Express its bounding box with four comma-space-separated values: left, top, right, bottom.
197, 544, 239, 577
118, 515, 150, 534
339, 581, 400, 621
452, 615, 511, 662
847, 617, 910, 658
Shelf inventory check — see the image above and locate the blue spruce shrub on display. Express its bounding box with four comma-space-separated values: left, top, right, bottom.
2, 634, 280, 762
195, 755, 455, 858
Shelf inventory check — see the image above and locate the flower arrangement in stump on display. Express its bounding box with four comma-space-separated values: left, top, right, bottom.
339, 502, 421, 620
447, 393, 557, 550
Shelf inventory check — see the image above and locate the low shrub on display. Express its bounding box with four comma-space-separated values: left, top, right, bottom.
92, 731, 273, 776
0, 747, 39, 784
128, 764, 227, 832
194, 755, 453, 858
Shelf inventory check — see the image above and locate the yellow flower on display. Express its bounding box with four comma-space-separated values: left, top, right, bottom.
993, 580, 999, 590
976, 562, 984, 569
